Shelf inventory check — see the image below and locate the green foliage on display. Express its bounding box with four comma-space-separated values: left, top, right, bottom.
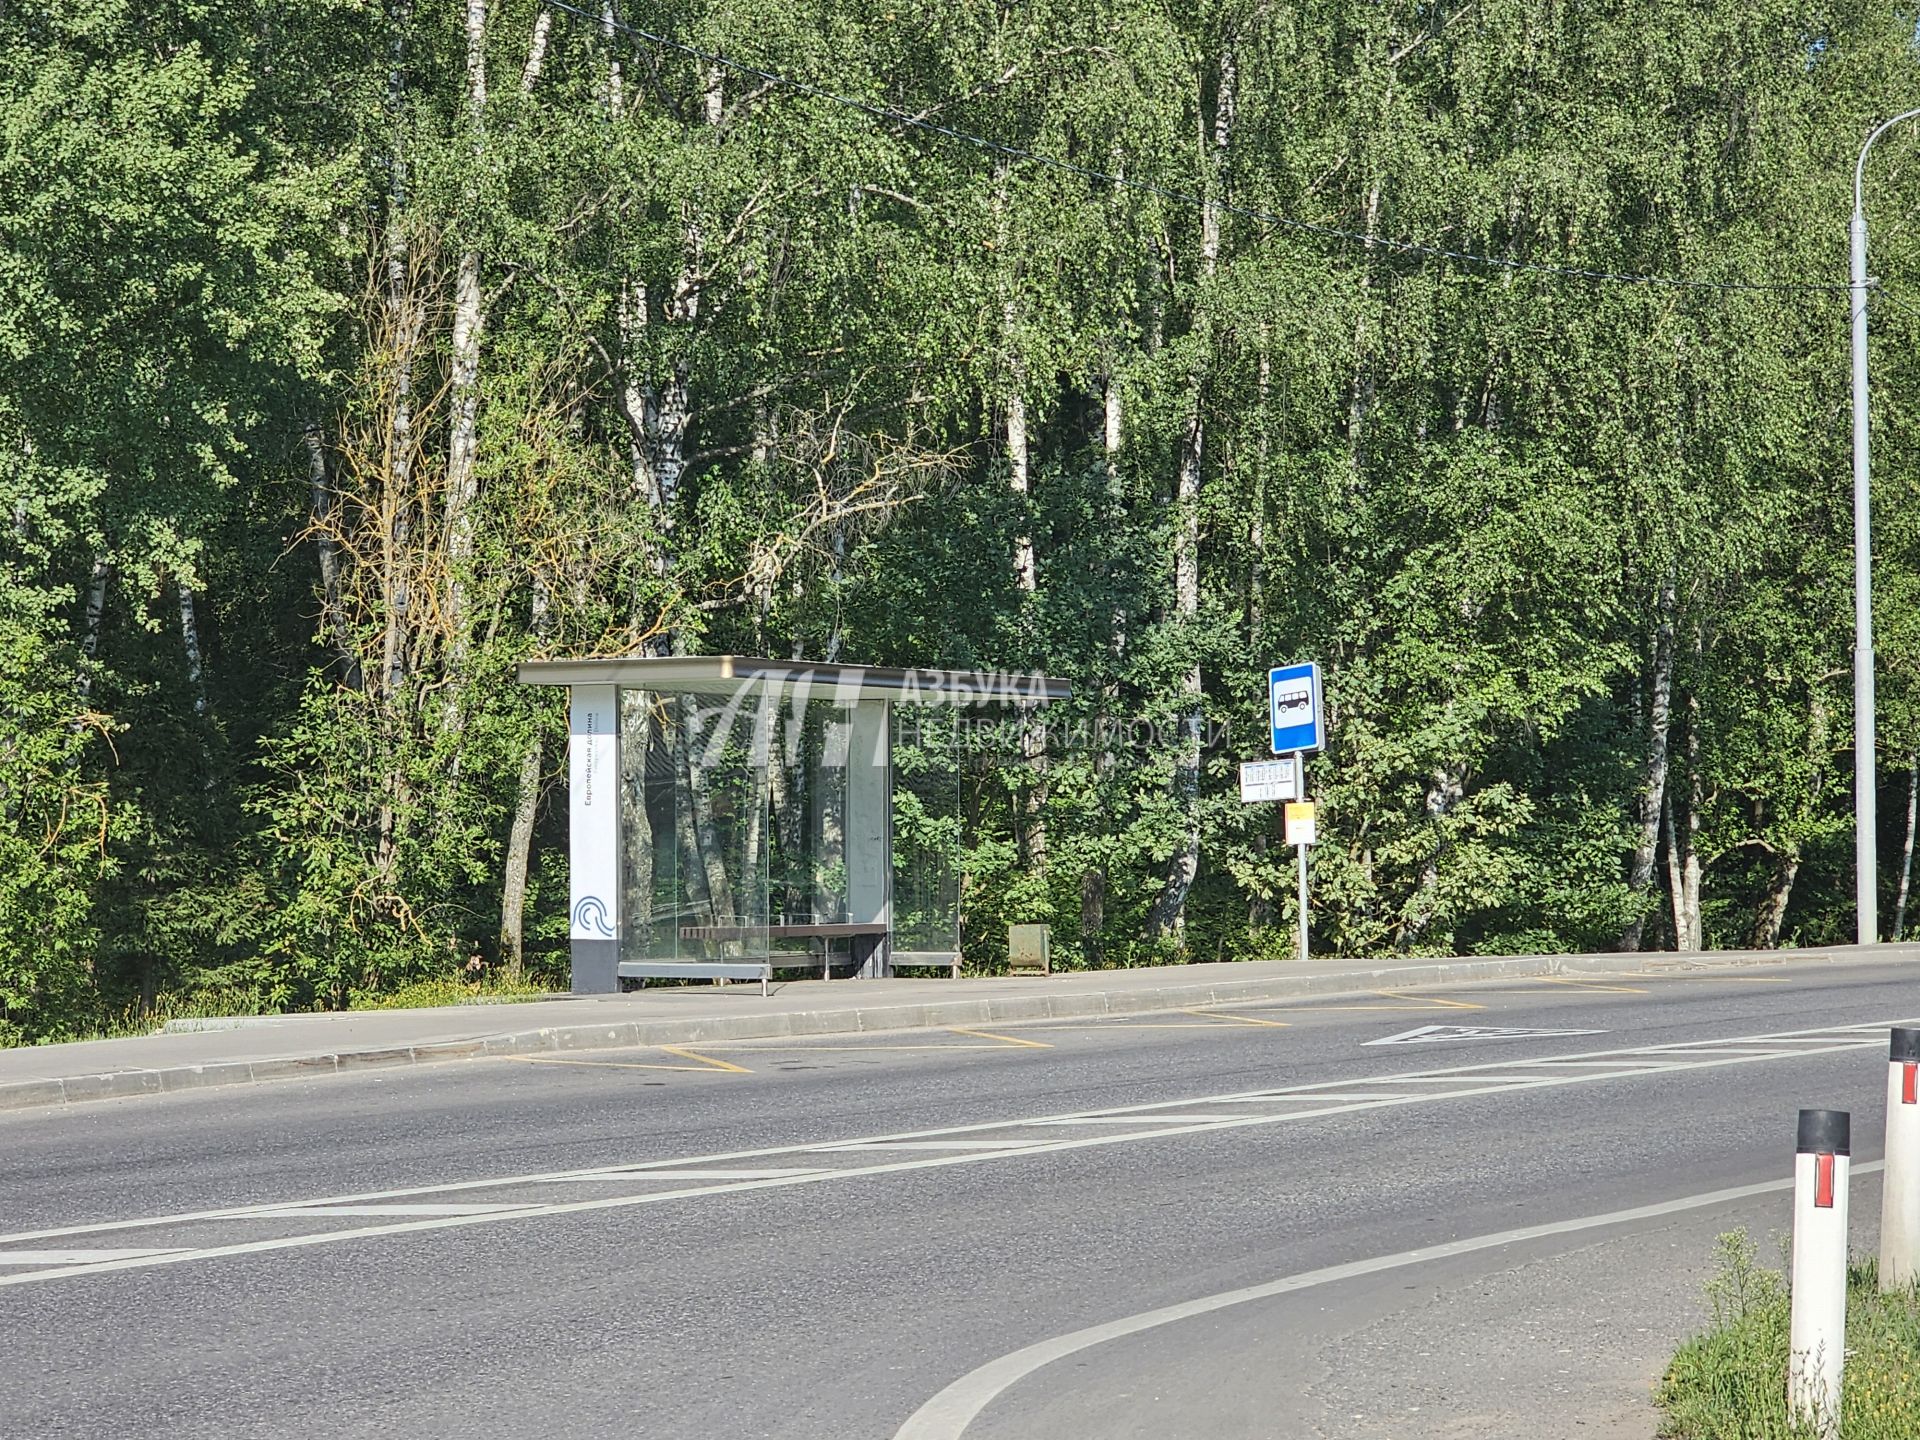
7, 0, 1920, 1039
0, 622, 126, 1043
1658, 1231, 1920, 1439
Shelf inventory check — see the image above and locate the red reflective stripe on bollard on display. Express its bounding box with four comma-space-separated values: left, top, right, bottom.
1904, 1063, 1917, 1106
1816, 1153, 1836, 1209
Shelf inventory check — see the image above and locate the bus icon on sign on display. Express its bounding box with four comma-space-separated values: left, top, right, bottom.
1269, 662, 1323, 755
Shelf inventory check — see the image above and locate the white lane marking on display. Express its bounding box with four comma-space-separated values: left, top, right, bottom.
1365, 1024, 1607, 1046
1022, 1115, 1248, 1126
1759, 1036, 1874, 1044
820, 1141, 1048, 1152
890, 1161, 1888, 1440
538, 1168, 828, 1182
1208, 1093, 1412, 1103
0, 1248, 188, 1265
1504, 1060, 1686, 1070
249, 1204, 536, 1218
1354, 1075, 1537, 1084
0, 1017, 1898, 1285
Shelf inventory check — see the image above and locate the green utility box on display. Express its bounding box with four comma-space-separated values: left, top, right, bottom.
1008, 923, 1051, 976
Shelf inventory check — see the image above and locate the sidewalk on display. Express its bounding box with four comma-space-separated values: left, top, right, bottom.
2, 944, 1907, 1114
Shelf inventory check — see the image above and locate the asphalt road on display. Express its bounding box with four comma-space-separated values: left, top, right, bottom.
1, 959, 1913, 1439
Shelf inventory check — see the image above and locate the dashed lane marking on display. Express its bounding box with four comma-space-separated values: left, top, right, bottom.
0, 1017, 1902, 1288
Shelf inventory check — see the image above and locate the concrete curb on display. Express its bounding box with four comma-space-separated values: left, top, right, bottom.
0, 947, 1880, 1115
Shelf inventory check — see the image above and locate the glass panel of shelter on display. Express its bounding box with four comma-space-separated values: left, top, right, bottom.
889, 705, 962, 964
616, 678, 963, 979
618, 684, 771, 969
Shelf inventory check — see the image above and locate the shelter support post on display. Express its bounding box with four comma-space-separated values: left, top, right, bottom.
568, 683, 622, 994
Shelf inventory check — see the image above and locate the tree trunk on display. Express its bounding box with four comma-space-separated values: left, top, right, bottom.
1662, 789, 1685, 951
176, 581, 208, 720
1000, 299, 1047, 880
1346, 179, 1382, 458
1247, 338, 1273, 933
304, 423, 363, 690
1401, 761, 1463, 947
1895, 756, 1917, 940
1080, 366, 1125, 964
1665, 702, 1704, 951
497, 577, 552, 978
1149, 397, 1204, 945
1149, 36, 1234, 946
1621, 574, 1677, 950
669, 718, 716, 918
521, 5, 551, 93
442, 0, 488, 715
1004, 350, 1035, 591
1753, 851, 1801, 949
76, 558, 109, 698
498, 730, 542, 979
380, 0, 417, 702
614, 68, 715, 600
770, 716, 806, 924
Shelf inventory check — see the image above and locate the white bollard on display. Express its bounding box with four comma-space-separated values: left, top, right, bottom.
1881, 1027, 1920, 1291
1789, 1108, 1851, 1440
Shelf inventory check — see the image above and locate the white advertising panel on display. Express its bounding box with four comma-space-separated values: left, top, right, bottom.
568, 684, 620, 941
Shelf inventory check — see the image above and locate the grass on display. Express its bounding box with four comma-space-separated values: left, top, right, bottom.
1658, 1231, 1920, 1438
1, 972, 559, 1048
344, 974, 556, 1011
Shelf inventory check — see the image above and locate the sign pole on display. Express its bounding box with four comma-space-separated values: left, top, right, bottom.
1294, 751, 1309, 961
1268, 662, 1322, 963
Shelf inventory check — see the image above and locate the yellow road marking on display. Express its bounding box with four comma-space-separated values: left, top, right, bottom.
658, 1046, 753, 1073
1373, 990, 1486, 1010
1374, 990, 1480, 1009
1029, 1022, 1230, 1030
1252, 1004, 1477, 1013
710, 1043, 1024, 1053
507, 1048, 751, 1075
699, 1029, 1051, 1054
1182, 1009, 1292, 1028
1463, 980, 1650, 996
945, 1027, 1053, 1049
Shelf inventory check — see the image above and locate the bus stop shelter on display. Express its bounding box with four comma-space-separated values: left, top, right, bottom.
516, 657, 1071, 994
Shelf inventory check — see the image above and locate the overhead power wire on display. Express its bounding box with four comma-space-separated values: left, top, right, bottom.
544, 0, 1851, 296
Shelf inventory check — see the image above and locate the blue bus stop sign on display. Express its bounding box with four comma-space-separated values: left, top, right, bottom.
1269, 662, 1323, 755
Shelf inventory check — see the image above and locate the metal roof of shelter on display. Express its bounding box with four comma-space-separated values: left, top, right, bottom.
516, 656, 1071, 705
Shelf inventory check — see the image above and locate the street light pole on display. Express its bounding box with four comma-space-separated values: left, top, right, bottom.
1850, 110, 1920, 947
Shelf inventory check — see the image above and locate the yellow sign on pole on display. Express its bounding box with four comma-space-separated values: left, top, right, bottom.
1285, 802, 1317, 847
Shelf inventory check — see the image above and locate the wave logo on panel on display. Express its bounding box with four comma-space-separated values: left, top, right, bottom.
571, 895, 615, 937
